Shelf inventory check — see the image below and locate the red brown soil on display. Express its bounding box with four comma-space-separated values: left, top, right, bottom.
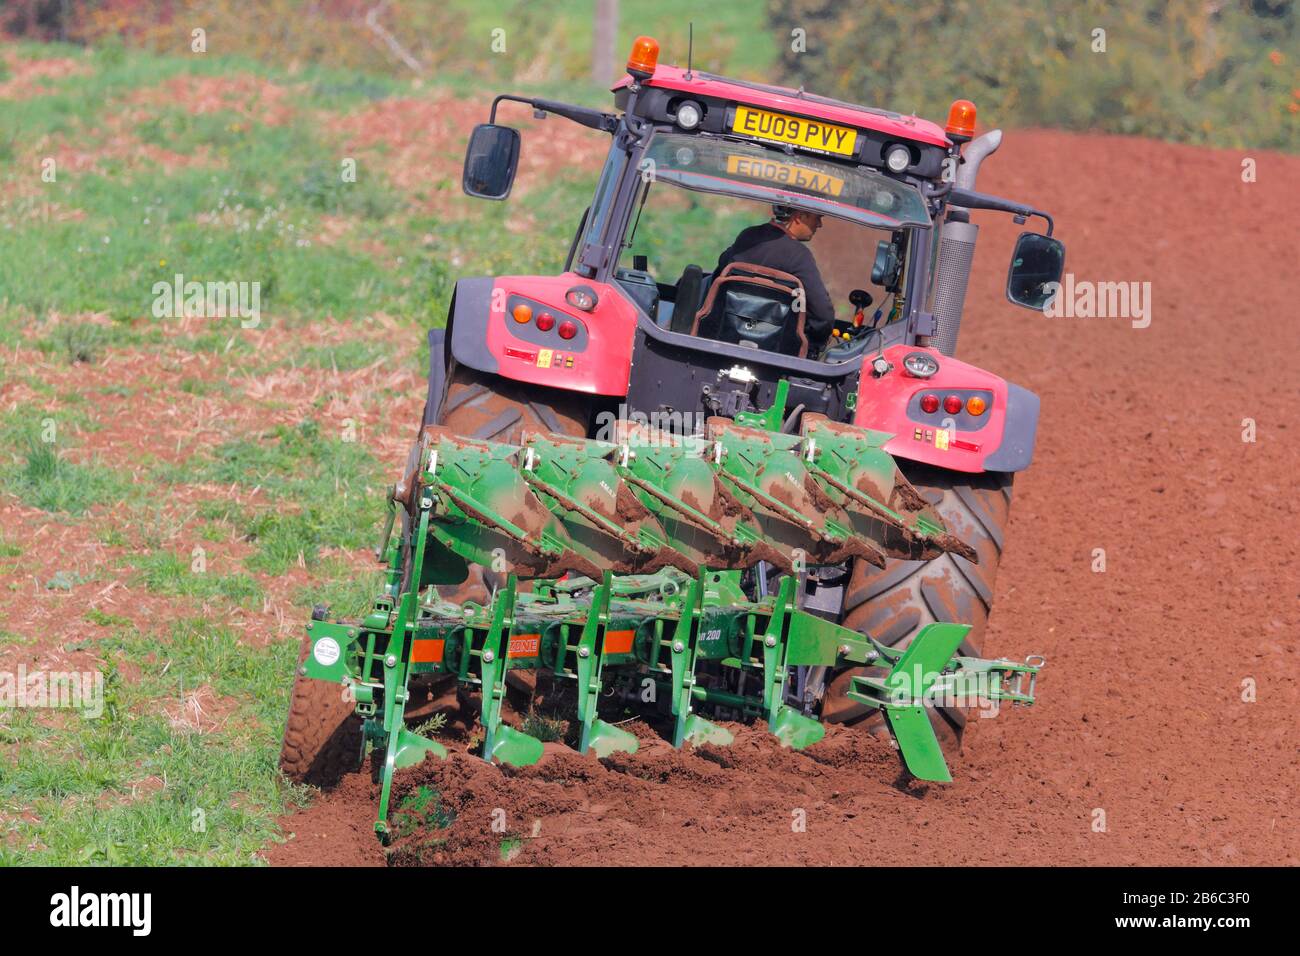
0, 312, 426, 679
0, 50, 91, 99
266, 129, 1299, 867
124, 73, 297, 126
325, 94, 604, 215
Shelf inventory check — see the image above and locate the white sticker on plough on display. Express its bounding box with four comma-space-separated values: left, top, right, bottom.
313, 637, 341, 667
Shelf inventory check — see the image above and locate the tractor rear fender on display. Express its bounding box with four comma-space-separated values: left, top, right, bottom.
444, 274, 637, 398
853, 344, 1038, 473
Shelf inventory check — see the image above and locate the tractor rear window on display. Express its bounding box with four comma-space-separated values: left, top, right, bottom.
642, 132, 929, 229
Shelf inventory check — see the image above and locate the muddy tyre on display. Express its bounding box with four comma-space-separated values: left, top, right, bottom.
822, 462, 1014, 753
429, 363, 590, 604
279, 635, 364, 786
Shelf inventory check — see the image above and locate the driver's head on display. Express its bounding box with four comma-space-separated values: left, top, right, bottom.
771, 205, 823, 241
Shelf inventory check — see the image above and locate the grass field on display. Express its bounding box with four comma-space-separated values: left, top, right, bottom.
0, 36, 619, 864
0, 13, 780, 858
0, 11, 780, 861
444, 0, 779, 82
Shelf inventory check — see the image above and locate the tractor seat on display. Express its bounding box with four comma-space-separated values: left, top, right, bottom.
690, 263, 808, 358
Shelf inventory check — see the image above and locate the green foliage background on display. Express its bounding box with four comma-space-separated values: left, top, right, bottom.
766, 0, 1297, 151
9, 0, 1293, 149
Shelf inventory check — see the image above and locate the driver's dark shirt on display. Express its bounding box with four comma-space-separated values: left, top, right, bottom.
714, 222, 836, 345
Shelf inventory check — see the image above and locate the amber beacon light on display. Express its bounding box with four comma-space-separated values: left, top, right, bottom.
627, 36, 660, 80
945, 99, 977, 141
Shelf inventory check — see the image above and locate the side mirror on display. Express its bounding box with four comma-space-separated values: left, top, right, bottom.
871, 240, 901, 291
1006, 232, 1066, 310
462, 124, 521, 200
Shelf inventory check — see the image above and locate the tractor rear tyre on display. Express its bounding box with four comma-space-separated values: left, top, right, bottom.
822, 462, 1014, 755
279, 633, 364, 786
431, 362, 590, 605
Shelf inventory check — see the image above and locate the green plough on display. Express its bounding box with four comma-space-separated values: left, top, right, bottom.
294, 386, 1043, 841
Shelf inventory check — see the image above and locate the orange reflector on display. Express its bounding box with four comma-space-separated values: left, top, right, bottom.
603, 629, 635, 655
966, 395, 987, 416
511, 303, 532, 324
946, 99, 977, 139
508, 633, 540, 658
411, 639, 444, 663
627, 35, 660, 76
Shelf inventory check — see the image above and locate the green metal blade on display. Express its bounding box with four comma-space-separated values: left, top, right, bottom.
582, 718, 639, 758
770, 705, 825, 750
882, 707, 952, 782
392, 726, 448, 769
882, 622, 970, 700
412, 411, 975, 582
488, 724, 544, 767
683, 713, 734, 747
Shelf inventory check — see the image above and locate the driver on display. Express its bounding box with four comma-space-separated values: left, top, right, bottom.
714, 205, 836, 349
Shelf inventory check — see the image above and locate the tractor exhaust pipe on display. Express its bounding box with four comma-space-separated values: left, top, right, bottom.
930, 129, 1002, 356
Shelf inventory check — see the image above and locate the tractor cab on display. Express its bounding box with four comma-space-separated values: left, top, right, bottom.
456, 33, 1062, 459
610, 130, 931, 362
464, 45, 958, 368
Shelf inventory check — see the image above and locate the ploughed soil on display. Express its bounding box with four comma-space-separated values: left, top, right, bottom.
266, 129, 1300, 867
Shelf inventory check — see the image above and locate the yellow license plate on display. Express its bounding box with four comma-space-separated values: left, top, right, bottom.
731, 106, 857, 156
724, 154, 846, 197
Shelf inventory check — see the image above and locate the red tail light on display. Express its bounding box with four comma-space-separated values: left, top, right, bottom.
920, 394, 940, 414
536, 312, 555, 332
943, 395, 963, 414
557, 320, 578, 340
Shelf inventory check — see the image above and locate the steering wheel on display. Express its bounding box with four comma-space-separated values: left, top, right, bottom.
848, 289, 874, 310
847, 289, 874, 330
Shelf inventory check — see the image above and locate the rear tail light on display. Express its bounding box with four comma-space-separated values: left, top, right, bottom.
920, 394, 940, 414
943, 395, 963, 415
966, 396, 987, 416
535, 312, 555, 332
557, 320, 578, 340
511, 303, 532, 324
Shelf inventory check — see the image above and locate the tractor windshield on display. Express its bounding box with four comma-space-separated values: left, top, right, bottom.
641, 131, 930, 230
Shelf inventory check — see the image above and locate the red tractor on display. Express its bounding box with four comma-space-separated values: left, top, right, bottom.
280, 36, 1064, 791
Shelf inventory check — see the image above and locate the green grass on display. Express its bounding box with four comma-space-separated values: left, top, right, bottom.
295, 560, 385, 620
195, 418, 385, 574
0, 47, 431, 327
521, 709, 567, 743
446, 0, 778, 82
293, 339, 393, 371
0, 29, 782, 866
133, 550, 265, 607
36, 319, 143, 363
0, 533, 20, 558
1, 437, 135, 516
0, 620, 304, 865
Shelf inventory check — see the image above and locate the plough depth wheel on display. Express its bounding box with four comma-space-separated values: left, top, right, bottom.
279, 633, 364, 786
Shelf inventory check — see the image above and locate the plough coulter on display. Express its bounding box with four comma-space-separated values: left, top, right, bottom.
281, 34, 1061, 842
